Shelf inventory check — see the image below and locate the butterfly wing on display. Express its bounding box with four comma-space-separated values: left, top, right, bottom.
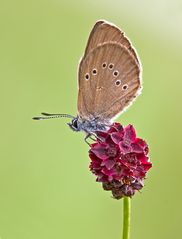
84, 20, 140, 64
78, 42, 142, 122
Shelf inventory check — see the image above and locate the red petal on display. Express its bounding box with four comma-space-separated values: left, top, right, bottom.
124, 125, 136, 143
111, 131, 124, 144
119, 142, 131, 154
143, 162, 152, 171
89, 152, 100, 161
132, 138, 148, 154
101, 159, 116, 170
137, 154, 149, 163
91, 143, 109, 160
108, 123, 123, 133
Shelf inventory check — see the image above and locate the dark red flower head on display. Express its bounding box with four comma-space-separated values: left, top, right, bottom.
89, 123, 152, 199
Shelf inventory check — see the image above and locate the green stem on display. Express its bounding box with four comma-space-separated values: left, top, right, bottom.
122, 197, 131, 239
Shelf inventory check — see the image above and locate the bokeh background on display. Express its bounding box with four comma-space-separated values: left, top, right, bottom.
0, 0, 182, 238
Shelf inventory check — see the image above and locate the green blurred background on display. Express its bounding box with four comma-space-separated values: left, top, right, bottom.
0, 0, 182, 238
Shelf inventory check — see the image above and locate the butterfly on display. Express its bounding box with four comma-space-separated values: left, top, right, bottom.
33, 20, 142, 143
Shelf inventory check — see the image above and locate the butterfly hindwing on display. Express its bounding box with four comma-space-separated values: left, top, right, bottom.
78, 42, 141, 121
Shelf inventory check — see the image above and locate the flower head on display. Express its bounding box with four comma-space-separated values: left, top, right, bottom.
89, 123, 152, 199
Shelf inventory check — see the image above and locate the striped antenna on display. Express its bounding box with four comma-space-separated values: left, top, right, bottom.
33, 112, 75, 120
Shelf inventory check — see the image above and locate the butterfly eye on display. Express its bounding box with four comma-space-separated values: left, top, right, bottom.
115, 80, 121, 86
85, 73, 90, 80
92, 68, 97, 75
102, 62, 107, 68
122, 84, 128, 90
108, 63, 114, 70
113, 70, 119, 77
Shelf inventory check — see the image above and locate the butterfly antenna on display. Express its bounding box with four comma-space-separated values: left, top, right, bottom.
32, 112, 75, 120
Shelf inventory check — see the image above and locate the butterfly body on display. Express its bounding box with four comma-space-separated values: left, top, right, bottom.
68, 116, 110, 133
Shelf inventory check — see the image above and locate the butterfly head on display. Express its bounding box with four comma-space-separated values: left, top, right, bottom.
67, 117, 80, 132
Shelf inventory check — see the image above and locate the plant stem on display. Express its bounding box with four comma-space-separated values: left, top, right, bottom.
122, 197, 131, 239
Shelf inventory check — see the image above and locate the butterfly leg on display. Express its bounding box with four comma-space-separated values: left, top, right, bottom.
89, 135, 97, 141
84, 133, 92, 146
84, 132, 105, 145
90, 132, 105, 142
84, 133, 98, 145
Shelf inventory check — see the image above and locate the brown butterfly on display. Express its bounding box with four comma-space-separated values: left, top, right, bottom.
33, 20, 142, 142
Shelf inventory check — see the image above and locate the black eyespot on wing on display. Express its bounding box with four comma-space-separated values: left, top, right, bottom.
113, 70, 119, 77
109, 63, 114, 69
102, 62, 107, 68
85, 73, 90, 80
122, 84, 128, 90
92, 68, 97, 75
115, 80, 121, 86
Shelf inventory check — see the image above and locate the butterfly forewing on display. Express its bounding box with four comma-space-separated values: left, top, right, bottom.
84, 20, 140, 64
78, 42, 141, 121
